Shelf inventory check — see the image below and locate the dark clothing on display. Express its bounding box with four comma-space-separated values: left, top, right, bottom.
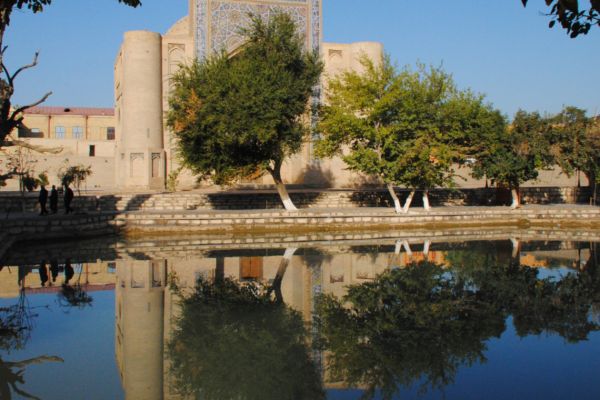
64, 261, 74, 285
39, 187, 48, 215
64, 187, 74, 214
50, 260, 59, 282
39, 263, 49, 287
49, 187, 58, 213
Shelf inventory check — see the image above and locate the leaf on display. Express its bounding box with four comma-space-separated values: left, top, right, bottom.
549, 20, 556, 28
559, 0, 579, 13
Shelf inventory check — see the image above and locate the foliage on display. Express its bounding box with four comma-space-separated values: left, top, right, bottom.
1, 143, 43, 193
57, 164, 92, 194
168, 277, 324, 400
522, 0, 600, 37
316, 256, 600, 399
167, 13, 322, 209
316, 57, 497, 211
548, 106, 600, 199
471, 110, 551, 191
57, 284, 93, 309
166, 166, 182, 192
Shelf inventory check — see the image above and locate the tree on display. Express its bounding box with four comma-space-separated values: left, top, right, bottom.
471, 110, 551, 209
58, 164, 92, 195
316, 57, 493, 213
521, 0, 600, 37
549, 106, 600, 203
168, 13, 322, 210
0, 0, 141, 148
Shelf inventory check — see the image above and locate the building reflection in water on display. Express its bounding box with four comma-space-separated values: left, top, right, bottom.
107, 240, 599, 399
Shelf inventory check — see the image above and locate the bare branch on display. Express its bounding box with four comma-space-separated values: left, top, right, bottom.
2, 137, 63, 154
10, 50, 39, 83
11, 90, 51, 117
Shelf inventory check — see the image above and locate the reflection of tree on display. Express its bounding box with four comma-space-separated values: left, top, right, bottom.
168, 277, 324, 400
316, 261, 504, 399
0, 285, 63, 399
0, 355, 63, 400
317, 258, 600, 399
57, 262, 92, 309
0, 291, 36, 351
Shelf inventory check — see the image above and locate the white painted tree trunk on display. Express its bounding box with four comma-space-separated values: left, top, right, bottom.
510, 238, 520, 259
423, 240, 431, 257
510, 188, 520, 209
270, 247, 298, 303
402, 240, 413, 257
402, 190, 416, 213
386, 183, 402, 213
270, 169, 297, 211
422, 190, 431, 211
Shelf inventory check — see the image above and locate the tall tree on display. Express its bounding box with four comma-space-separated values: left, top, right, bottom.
549, 106, 600, 203
0, 0, 141, 147
168, 13, 322, 210
521, 0, 600, 37
316, 57, 493, 213
471, 110, 551, 209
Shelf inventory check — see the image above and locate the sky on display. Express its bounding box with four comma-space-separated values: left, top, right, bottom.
5, 0, 600, 118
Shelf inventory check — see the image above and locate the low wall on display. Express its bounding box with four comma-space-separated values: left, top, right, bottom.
0, 186, 592, 214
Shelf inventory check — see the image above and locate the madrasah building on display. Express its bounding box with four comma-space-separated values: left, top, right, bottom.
2, 0, 385, 192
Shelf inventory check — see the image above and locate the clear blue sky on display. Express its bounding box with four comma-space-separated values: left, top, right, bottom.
5, 0, 599, 118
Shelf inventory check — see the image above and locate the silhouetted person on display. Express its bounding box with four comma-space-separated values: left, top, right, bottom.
38, 185, 48, 215
39, 262, 49, 287
64, 185, 74, 214
49, 185, 58, 214
50, 260, 59, 283
64, 260, 74, 285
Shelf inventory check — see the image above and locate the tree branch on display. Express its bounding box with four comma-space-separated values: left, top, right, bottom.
11, 90, 51, 117
2, 136, 62, 154
9, 50, 39, 84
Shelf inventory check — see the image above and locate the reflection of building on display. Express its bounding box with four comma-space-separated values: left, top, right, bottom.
113, 246, 445, 398
0, 262, 116, 298
115, 260, 166, 400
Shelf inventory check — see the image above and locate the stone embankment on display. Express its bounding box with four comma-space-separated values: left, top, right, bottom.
0, 186, 593, 214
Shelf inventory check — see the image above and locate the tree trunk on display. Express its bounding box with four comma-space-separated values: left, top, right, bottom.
510, 237, 520, 260
386, 183, 402, 213
422, 189, 431, 211
268, 164, 297, 211
402, 240, 412, 257
402, 190, 416, 213
510, 187, 520, 209
423, 240, 431, 257
268, 247, 297, 303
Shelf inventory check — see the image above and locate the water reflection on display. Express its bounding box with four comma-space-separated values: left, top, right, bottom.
0, 237, 599, 399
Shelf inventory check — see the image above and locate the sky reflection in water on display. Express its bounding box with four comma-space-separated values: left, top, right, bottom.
0, 238, 599, 399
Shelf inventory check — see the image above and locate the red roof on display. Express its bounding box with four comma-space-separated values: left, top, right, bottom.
24, 106, 114, 117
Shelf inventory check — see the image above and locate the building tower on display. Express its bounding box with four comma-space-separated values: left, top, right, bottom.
114, 31, 166, 190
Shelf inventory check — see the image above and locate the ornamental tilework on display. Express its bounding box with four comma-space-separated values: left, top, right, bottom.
210, 1, 307, 53
196, 0, 320, 59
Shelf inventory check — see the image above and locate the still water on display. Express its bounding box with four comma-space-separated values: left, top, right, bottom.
0, 234, 599, 400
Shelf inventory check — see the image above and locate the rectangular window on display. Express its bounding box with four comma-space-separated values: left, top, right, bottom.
107, 127, 115, 140
89, 145, 95, 157
55, 126, 65, 139
18, 127, 43, 138
72, 126, 83, 139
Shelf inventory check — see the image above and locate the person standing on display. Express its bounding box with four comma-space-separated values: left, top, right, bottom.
49, 185, 58, 214
64, 185, 74, 214
38, 185, 48, 215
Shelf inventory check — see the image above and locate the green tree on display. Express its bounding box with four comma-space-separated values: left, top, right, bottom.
521, 0, 600, 37
471, 110, 551, 209
316, 58, 493, 213
0, 0, 141, 147
168, 13, 322, 210
549, 106, 600, 203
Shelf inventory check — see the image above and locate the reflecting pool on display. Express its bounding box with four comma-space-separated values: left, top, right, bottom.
1, 235, 599, 399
